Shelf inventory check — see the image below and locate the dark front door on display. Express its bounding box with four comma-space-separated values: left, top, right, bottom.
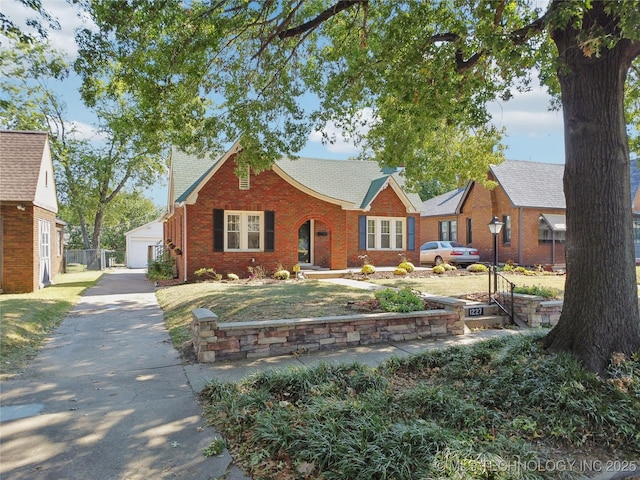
298, 221, 311, 264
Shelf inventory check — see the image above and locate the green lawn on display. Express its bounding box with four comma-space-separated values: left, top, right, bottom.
0, 270, 103, 380
370, 271, 568, 297
156, 280, 377, 346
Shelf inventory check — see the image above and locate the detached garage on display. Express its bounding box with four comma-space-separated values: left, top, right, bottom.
125, 220, 163, 268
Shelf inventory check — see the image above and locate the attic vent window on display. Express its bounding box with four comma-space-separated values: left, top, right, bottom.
239, 166, 250, 190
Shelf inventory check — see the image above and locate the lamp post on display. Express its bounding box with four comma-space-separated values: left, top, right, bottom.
488, 216, 504, 299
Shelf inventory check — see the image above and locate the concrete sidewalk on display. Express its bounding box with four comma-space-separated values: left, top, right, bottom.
0, 269, 248, 480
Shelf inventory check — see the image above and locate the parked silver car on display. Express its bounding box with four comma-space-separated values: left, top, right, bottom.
420, 241, 480, 266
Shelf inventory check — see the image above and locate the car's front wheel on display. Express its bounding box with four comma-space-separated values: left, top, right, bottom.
434, 256, 443, 266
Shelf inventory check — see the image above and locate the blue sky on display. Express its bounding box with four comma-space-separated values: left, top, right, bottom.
5, 1, 566, 207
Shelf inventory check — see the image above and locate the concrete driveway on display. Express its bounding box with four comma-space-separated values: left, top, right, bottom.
0, 269, 248, 480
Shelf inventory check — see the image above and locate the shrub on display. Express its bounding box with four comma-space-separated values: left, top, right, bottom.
273, 270, 290, 280
467, 263, 488, 273
513, 285, 558, 299
361, 264, 376, 275
442, 263, 457, 271
514, 266, 528, 273
432, 265, 445, 274
398, 261, 415, 273
374, 287, 424, 312
247, 265, 267, 280
394, 267, 408, 276
227, 273, 239, 281
147, 254, 175, 280
195, 267, 221, 281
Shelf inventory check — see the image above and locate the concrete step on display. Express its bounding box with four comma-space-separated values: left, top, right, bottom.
464, 315, 506, 329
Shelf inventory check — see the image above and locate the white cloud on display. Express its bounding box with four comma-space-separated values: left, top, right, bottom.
308, 108, 375, 154
488, 84, 564, 138
4, 0, 96, 58
66, 120, 105, 142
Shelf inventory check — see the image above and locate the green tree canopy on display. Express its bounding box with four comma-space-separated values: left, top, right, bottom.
0, 40, 168, 250
75, 0, 640, 374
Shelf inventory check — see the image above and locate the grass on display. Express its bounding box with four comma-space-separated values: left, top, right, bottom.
155, 280, 376, 347
0, 270, 103, 380
200, 332, 640, 480
370, 271, 568, 298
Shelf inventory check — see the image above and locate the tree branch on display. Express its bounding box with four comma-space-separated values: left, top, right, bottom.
509, 12, 548, 45
278, 0, 367, 40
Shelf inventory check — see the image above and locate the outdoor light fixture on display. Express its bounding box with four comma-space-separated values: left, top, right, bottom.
16, 204, 25, 211
488, 216, 504, 236
488, 216, 504, 299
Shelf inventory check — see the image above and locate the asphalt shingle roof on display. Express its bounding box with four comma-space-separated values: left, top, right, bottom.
171, 147, 424, 212
421, 187, 466, 217
490, 160, 565, 209
275, 157, 423, 211
170, 146, 222, 203
0, 130, 49, 202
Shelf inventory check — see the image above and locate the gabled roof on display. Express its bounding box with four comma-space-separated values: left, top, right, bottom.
124, 219, 163, 238
490, 160, 565, 209
275, 157, 423, 212
421, 187, 466, 217
171, 144, 423, 213
0, 130, 52, 203
169, 145, 233, 204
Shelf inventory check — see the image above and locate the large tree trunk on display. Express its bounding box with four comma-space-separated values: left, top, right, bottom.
544, 2, 640, 375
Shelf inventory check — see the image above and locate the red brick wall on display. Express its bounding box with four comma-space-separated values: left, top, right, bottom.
177, 156, 348, 281
458, 181, 565, 266
166, 157, 421, 280
1, 203, 60, 293
345, 186, 421, 268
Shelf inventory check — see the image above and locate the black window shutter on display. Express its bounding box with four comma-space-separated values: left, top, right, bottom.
265, 211, 275, 252
358, 215, 367, 250
407, 216, 415, 251
213, 209, 224, 251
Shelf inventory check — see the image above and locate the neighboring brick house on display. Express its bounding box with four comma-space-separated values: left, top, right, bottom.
421, 160, 566, 267
0, 130, 64, 293
162, 140, 423, 281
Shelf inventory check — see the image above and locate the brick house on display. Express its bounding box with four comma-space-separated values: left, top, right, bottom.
0, 130, 64, 293
162, 140, 423, 281
421, 160, 566, 267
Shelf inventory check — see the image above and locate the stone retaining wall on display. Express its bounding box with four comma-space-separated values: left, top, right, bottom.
509, 293, 563, 328
192, 297, 466, 362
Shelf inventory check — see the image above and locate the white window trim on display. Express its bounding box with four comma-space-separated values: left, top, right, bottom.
224, 211, 264, 251
366, 216, 405, 250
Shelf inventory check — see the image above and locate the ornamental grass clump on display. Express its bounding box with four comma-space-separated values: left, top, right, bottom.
394, 267, 408, 276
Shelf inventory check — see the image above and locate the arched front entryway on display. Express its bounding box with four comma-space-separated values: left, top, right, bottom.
298, 220, 312, 265
297, 219, 331, 268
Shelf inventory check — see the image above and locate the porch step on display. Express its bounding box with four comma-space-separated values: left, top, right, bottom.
464, 315, 506, 329
302, 269, 344, 279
